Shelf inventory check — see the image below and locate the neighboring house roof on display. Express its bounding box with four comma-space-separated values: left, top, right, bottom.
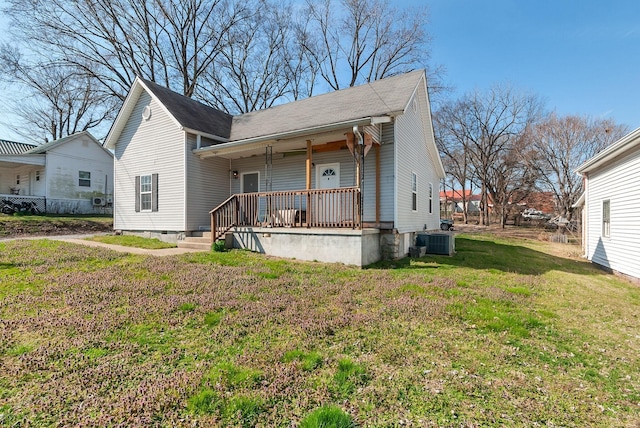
0, 139, 37, 154
27, 131, 113, 157
230, 70, 424, 142
576, 126, 640, 174
439, 190, 479, 202
139, 78, 233, 140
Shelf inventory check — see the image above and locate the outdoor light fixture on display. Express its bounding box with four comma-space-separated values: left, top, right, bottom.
232, 170, 239, 179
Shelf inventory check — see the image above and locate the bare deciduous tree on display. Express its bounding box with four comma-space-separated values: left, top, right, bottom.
527, 113, 627, 221
3, 0, 440, 137
301, 0, 436, 90
0, 45, 116, 142
434, 84, 543, 226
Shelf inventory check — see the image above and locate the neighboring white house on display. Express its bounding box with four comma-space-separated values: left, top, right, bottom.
0, 132, 114, 215
575, 126, 640, 280
105, 70, 445, 265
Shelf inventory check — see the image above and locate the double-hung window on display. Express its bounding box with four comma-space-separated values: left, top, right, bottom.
429, 183, 433, 214
140, 175, 152, 211
602, 200, 610, 238
411, 172, 417, 211
79, 171, 91, 187
135, 173, 158, 212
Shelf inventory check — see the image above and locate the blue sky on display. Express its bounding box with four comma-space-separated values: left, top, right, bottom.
423, 0, 639, 128
1, 0, 639, 141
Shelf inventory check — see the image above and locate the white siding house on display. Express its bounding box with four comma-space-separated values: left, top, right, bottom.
0, 132, 113, 214
106, 71, 445, 265
576, 127, 640, 279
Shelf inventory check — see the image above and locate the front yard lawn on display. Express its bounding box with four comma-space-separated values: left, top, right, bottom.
0, 235, 638, 426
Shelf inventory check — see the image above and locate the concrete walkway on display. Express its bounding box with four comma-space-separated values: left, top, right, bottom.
1, 234, 209, 256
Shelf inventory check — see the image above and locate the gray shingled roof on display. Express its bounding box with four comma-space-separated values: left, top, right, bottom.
230, 70, 424, 141
140, 78, 233, 139
0, 139, 37, 155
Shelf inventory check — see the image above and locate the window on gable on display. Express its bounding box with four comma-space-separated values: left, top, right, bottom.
79, 171, 91, 187
411, 172, 417, 211
602, 199, 610, 238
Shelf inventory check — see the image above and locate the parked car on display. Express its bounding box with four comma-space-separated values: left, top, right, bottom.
440, 219, 454, 231
521, 208, 550, 220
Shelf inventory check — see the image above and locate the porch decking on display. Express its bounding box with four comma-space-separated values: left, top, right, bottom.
210, 187, 361, 242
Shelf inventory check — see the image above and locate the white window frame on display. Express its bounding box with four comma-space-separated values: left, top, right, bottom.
79, 171, 91, 187
429, 182, 433, 214
411, 172, 417, 212
602, 199, 610, 238
35, 171, 40, 182
140, 174, 153, 212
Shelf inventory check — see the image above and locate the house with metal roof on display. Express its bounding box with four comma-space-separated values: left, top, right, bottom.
576, 126, 640, 280
0, 132, 113, 215
105, 70, 445, 265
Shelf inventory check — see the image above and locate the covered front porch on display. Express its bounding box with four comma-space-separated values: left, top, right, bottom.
192, 120, 394, 265
0, 154, 47, 214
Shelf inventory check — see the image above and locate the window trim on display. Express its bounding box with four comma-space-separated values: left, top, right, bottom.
602, 199, 610, 238
135, 173, 158, 213
411, 172, 417, 212
79, 171, 91, 187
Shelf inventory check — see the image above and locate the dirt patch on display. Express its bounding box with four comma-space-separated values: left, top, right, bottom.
0, 217, 113, 239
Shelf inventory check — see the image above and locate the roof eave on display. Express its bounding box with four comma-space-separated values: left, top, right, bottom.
576, 126, 640, 174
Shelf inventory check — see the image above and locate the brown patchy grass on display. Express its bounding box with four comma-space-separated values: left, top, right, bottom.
0, 235, 638, 427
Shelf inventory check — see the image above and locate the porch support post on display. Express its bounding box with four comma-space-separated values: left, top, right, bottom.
376, 144, 380, 224
306, 140, 312, 189
306, 140, 312, 227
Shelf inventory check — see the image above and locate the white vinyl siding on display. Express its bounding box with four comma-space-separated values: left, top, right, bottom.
113, 90, 186, 231
185, 134, 230, 230
230, 149, 357, 195
394, 87, 441, 233
585, 144, 640, 278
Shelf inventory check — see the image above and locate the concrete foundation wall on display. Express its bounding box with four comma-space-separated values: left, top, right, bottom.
123, 230, 185, 243
231, 227, 381, 266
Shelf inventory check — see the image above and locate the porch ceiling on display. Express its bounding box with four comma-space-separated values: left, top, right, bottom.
0, 155, 45, 168
195, 127, 359, 160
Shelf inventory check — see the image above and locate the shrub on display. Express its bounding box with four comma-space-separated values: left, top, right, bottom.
299, 405, 355, 428
212, 240, 226, 252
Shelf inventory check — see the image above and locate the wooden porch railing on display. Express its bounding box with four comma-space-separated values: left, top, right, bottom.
209, 187, 361, 242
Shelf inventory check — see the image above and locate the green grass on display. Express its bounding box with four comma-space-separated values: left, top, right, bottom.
300, 405, 355, 428
0, 234, 639, 426
87, 234, 177, 249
